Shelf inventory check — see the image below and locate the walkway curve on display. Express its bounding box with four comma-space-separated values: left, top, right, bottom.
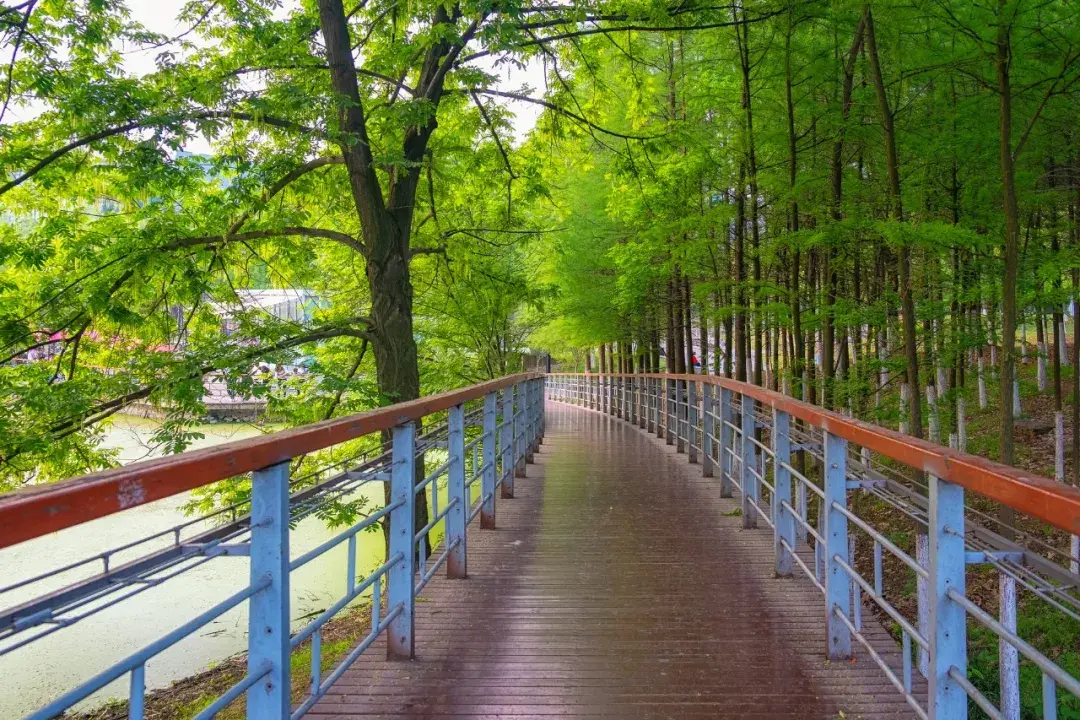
309, 402, 917, 719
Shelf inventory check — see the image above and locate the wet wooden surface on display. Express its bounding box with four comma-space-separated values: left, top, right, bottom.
308, 402, 918, 718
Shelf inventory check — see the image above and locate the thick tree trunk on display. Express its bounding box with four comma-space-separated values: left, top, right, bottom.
997, 13, 1019, 471
865, 4, 922, 438
735, 163, 748, 382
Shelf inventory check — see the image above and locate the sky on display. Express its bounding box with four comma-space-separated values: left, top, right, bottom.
118, 0, 544, 151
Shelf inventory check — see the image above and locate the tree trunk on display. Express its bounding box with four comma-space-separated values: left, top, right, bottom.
865, 4, 922, 438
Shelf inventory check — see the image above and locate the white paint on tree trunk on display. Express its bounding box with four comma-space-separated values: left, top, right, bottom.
1060, 317, 1069, 364
1056, 411, 1065, 483
1000, 573, 1020, 720
900, 383, 910, 435
927, 385, 939, 443
1013, 373, 1022, 417
801, 370, 809, 403
957, 397, 967, 452
936, 366, 947, 396
1038, 341, 1048, 392
978, 356, 988, 410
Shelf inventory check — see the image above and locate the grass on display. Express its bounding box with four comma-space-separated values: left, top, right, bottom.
844, 350, 1080, 718
73, 600, 376, 720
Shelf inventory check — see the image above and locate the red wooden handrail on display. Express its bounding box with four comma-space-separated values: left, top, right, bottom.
0, 373, 541, 550
554, 372, 1080, 537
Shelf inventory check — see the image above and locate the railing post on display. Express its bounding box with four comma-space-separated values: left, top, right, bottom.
637, 377, 646, 429
524, 380, 536, 464
247, 461, 291, 719
688, 380, 698, 464
773, 409, 793, 577
387, 422, 416, 660
537, 377, 546, 443
654, 378, 663, 438
741, 393, 757, 529
676, 380, 686, 454
514, 381, 528, 477
446, 403, 467, 579
500, 385, 515, 501
823, 430, 851, 660
929, 475, 968, 719
646, 377, 655, 433
719, 387, 733, 498
482, 391, 498, 528
666, 378, 675, 445
702, 383, 715, 478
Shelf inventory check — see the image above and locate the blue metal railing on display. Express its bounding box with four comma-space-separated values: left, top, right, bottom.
0, 374, 546, 719
548, 372, 1080, 720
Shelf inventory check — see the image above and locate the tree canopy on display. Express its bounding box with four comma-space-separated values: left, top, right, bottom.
4, 0, 1080, 495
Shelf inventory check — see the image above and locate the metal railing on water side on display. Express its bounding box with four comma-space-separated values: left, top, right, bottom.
0, 373, 546, 719
548, 372, 1080, 720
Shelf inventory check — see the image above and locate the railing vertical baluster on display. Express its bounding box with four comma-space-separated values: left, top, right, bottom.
347, 534, 356, 594
247, 461, 291, 716
636, 376, 644, 428
773, 409, 793, 577
666, 378, 675, 445
688, 380, 698, 464
1043, 675, 1057, 720
702, 383, 715, 478
386, 422, 416, 660
653, 377, 662, 438
676, 380, 686, 454
310, 629, 322, 696
515, 381, 527, 478
719, 387, 733, 498
928, 474, 967, 719
823, 431, 851, 661
525, 380, 536, 464
129, 664, 145, 720
496, 386, 511, 509
447, 403, 467, 579
741, 393, 757, 529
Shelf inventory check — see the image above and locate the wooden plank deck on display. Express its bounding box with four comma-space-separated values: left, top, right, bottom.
309, 402, 919, 718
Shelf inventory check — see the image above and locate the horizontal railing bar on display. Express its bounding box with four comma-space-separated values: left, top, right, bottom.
948, 587, 1080, 697
834, 555, 927, 648
780, 500, 824, 545
780, 537, 824, 594
191, 660, 272, 720
290, 501, 400, 572
414, 498, 459, 543
549, 373, 1080, 536
781, 461, 824, 499
832, 607, 928, 720
0, 373, 542, 549
290, 604, 403, 720
24, 577, 268, 720
948, 666, 1005, 720
291, 553, 402, 648
832, 502, 928, 580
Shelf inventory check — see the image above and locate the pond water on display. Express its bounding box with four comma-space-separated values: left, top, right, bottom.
0, 415, 401, 718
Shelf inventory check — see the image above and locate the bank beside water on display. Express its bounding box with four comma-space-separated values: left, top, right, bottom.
0, 415, 386, 719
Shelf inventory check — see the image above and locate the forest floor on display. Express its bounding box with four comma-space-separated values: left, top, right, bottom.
847, 349, 1080, 719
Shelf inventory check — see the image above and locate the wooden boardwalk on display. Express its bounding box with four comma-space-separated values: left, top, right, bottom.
310, 402, 918, 719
